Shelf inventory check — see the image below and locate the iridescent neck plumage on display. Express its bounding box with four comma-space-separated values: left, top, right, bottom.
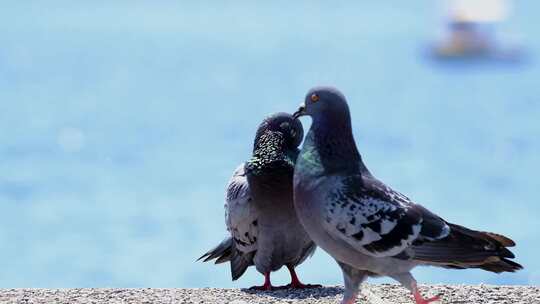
306, 110, 366, 175
246, 131, 296, 175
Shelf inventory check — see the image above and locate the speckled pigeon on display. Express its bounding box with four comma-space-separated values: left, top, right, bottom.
292, 86, 522, 304
199, 112, 319, 290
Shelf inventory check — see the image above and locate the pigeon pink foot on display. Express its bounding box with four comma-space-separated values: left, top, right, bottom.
249, 272, 275, 291
413, 289, 440, 304
281, 265, 322, 289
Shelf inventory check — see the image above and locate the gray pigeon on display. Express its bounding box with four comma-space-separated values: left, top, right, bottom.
199, 112, 319, 290
292, 87, 522, 304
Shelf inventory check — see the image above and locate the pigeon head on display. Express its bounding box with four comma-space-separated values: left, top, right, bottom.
293, 86, 350, 123
253, 112, 303, 152
247, 112, 304, 176
293, 86, 365, 175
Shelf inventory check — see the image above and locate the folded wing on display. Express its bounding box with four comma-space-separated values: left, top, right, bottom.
321, 172, 522, 272
322, 173, 449, 258
199, 164, 259, 280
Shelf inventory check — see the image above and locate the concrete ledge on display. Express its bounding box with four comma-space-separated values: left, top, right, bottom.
1, 284, 538, 304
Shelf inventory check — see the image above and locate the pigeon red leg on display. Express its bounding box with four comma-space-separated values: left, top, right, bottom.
338, 262, 368, 304
249, 272, 275, 291
411, 281, 440, 304
341, 298, 357, 304
392, 273, 441, 304
282, 265, 322, 289
413, 288, 440, 304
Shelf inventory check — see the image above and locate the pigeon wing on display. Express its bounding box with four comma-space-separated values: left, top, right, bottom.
322, 173, 449, 258
225, 164, 259, 254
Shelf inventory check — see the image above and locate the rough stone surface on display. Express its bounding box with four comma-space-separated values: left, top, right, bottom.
0, 285, 538, 304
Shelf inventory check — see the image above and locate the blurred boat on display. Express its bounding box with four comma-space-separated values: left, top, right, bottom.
432, 0, 524, 62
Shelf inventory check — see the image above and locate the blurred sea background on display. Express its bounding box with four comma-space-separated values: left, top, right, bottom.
0, 1, 538, 288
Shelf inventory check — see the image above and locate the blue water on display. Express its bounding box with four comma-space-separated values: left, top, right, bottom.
0, 1, 539, 288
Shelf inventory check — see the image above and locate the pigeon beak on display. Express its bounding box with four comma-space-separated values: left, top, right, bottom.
293, 103, 306, 119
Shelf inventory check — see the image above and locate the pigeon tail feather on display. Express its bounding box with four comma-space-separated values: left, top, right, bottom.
198, 237, 233, 264
477, 258, 523, 273
198, 237, 255, 280
412, 223, 523, 273
230, 246, 255, 280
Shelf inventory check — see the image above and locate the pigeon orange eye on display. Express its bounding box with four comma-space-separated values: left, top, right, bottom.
310, 94, 319, 103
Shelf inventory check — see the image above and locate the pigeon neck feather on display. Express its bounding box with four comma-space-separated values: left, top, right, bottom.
307, 111, 369, 175
246, 130, 295, 175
